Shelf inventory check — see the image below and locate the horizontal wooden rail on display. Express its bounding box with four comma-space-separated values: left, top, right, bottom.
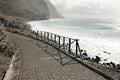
36, 31, 83, 61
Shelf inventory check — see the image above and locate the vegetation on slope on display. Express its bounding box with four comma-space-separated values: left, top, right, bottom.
0, 23, 15, 80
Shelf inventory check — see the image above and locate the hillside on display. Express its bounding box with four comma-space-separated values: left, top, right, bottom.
0, 0, 62, 20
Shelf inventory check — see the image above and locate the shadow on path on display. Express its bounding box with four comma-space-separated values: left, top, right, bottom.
35, 40, 78, 66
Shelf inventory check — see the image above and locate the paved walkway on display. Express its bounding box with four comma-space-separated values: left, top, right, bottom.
7, 32, 106, 80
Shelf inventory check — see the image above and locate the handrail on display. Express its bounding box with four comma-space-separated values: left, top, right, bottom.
39, 31, 79, 40
35, 30, 83, 61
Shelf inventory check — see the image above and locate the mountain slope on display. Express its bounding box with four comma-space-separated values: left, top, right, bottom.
0, 0, 62, 20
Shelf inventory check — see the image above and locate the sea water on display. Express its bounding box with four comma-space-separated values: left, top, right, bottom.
28, 18, 120, 64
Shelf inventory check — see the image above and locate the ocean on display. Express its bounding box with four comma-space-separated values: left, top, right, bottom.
28, 18, 120, 64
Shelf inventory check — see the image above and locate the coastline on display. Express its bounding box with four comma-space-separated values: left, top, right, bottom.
29, 18, 120, 64
0, 17, 120, 80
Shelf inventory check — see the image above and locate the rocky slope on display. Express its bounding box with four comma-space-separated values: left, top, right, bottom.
0, 0, 62, 20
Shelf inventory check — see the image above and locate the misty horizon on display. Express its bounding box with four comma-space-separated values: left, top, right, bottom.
50, 0, 120, 19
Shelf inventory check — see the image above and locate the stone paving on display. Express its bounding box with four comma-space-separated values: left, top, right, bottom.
6, 32, 106, 80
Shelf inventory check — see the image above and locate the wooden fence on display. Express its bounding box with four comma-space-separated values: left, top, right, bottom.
35, 31, 83, 61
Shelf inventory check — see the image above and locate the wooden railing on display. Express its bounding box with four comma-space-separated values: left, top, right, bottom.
5, 26, 83, 61
35, 31, 83, 61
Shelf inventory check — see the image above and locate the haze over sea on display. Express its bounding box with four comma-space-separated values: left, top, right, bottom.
29, 0, 120, 64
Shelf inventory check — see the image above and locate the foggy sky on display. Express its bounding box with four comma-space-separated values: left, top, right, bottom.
50, 0, 120, 19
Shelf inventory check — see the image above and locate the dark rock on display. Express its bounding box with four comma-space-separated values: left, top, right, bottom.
108, 53, 111, 54
103, 51, 107, 53
110, 62, 116, 68
117, 64, 120, 70
83, 52, 88, 56
103, 59, 107, 61
80, 49, 83, 52
94, 56, 101, 63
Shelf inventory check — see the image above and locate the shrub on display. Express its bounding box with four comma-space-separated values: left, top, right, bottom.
94, 56, 101, 63
0, 28, 15, 57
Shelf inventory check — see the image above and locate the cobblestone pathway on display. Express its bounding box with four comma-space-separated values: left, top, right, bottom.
7, 32, 106, 80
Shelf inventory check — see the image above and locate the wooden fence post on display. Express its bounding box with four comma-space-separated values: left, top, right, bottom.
78, 43, 83, 61
54, 34, 56, 47
36, 31, 39, 39
68, 38, 71, 54
51, 33, 53, 44
63, 37, 65, 51
76, 40, 78, 58
40, 31, 42, 39
44, 32, 46, 41
58, 36, 60, 48
47, 32, 49, 42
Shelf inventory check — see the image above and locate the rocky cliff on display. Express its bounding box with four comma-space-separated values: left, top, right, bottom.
0, 0, 62, 20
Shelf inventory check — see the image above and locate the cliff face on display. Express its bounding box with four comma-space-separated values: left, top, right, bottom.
44, 0, 62, 18
0, 0, 62, 20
